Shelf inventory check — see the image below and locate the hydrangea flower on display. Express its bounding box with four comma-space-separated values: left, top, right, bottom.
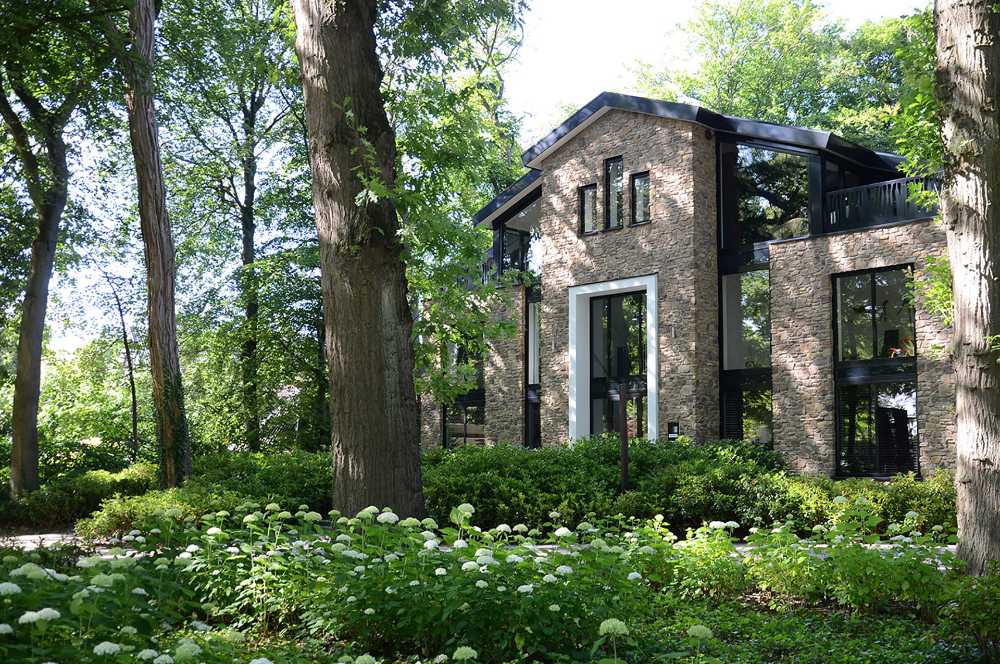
549, 604, 561, 612
543, 574, 557, 583
120, 625, 138, 635
453, 646, 478, 661
495, 524, 511, 533
376, 512, 398, 524
513, 524, 528, 533
627, 572, 642, 581
0, 582, 21, 595
708, 521, 726, 530
265, 503, 281, 512
399, 517, 421, 528
548, 511, 560, 519
0, 623, 12, 635
354, 656, 376, 664
725, 521, 740, 529
206, 527, 223, 536
599, 618, 629, 637
174, 641, 202, 660
452, 539, 468, 549
475, 580, 488, 589
457, 503, 475, 515
153, 655, 174, 664
250, 659, 274, 664
304, 511, 323, 522
434, 567, 447, 576
93, 641, 122, 656
506, 554, 523, 564
461, 561, 479, 572
137, 649, 159, 661
363, 608, 375, 615
554, 527, 572, 538
555, 565, 573, 575
516, 584, 533, 593
687, 624, 714, 640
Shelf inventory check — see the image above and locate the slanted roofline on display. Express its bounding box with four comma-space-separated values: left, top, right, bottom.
474, 91, 903, 226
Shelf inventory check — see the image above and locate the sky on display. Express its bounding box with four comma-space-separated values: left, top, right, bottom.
505, 0, 930, 145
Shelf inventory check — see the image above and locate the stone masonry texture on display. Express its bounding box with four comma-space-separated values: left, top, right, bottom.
535, 110, 720, 445
769, 219, 955, 475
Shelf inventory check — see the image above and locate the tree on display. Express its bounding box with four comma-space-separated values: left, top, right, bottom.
0, 1, 110, 495
99, 0, 192, 487
291, 0, 424, 515
934, 0, 1000, 575
159, 0, 299, 451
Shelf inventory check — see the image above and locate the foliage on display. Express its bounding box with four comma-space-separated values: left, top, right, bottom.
1, 499, 988, 663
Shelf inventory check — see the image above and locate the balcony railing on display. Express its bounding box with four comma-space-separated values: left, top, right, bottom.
825, 176, 940, 232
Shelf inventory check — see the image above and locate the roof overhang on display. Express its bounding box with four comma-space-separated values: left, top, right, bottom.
472, 169, 542, 228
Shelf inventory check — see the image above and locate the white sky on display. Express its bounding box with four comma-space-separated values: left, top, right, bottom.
506, 0, 930, 145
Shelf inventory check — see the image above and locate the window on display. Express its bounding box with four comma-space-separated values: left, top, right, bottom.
590, 291, 647, 438
442, 347, 486, 448
631, 171, 650, 225
833, 266, 918, 476
580, 184, 597, 233
719, 142, 811, 251
525, 296, 541, 448
721, 270, 771, 369
501, 228, 530, 274
605, 156, 624, 229
719, 270, 773, 443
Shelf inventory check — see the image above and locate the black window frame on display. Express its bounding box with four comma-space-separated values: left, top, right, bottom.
604, 156, 624, 231
630, 170, 651, 226
832, 264, 920, 478
579, 183, 598, 235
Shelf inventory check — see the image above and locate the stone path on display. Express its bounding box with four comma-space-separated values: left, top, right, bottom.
2, 532, 80, 552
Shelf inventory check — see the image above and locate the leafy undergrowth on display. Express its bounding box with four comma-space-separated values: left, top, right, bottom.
1, 497, 996, 663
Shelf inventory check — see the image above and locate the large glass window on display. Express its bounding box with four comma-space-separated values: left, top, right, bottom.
580, 184, 597, 234
631, 171, 650, 225
720, 142, 811, 250
501, 228, 530, 274
605, 156, 624, 229
721, 375, 773, 445
834, 266, 918, 476
721, 270, 771, 369
590, 292, 647, 438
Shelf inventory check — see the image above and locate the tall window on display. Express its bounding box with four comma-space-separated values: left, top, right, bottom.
590, 291, 647, 438
442, 347, 486, 448
719, 142, 812, 252
580, 184, 597, 234
631, 171, 650, 225
719, 270, 773, 443
605, 156, 624, 229
834, 266, 918, 476
525, 296, 542, 448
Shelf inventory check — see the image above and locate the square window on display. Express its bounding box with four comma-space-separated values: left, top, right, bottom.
631, 171, 650, 225
605, 157, 623, 229
579, 184, 597, 234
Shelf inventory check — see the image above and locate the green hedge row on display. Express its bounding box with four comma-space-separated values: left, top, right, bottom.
3, 437, 957, 538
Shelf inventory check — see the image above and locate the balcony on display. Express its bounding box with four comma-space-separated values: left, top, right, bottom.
825, 176, 940, 232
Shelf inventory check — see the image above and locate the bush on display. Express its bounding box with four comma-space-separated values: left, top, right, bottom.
0, 463, 158, 532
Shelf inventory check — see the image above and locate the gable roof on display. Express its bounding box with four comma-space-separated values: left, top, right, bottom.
474, 91, 903, 227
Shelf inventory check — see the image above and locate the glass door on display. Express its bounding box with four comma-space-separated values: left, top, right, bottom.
590, 292, 647, 438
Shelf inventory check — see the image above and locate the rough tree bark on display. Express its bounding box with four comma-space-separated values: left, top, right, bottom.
106, 0, 192, 487
0, 69, 73, 497
291, 0, 424, 516
935, 0, 1000, 575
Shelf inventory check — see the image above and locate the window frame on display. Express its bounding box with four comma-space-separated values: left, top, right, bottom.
630, 170, 651, 226
579, 183, 598, 235
604, 155, 624, 231
831, 264, 919, 477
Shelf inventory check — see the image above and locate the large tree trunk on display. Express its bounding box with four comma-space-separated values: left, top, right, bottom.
0, 81, 70, 498
9, 167, 66, 497
118, 0, 192, 487
291, 0, 424, 516
935, 0, 1000, 575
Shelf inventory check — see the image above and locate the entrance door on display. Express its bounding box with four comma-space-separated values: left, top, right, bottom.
589, 292, 647, 437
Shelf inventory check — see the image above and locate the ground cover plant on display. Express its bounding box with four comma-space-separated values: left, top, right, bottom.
2, 495, 996, 662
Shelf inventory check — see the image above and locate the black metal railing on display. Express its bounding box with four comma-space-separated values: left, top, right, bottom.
825, 176, 940, 232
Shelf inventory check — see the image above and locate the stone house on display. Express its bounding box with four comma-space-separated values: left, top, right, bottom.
420, 92, 955, 478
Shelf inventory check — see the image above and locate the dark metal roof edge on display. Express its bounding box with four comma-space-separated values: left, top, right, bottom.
471, 169, 542, 225
520, 91, 897, 171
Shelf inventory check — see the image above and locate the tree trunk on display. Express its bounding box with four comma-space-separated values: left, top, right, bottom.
935, 0, 1000, 575
0, 83, 70, 498
118, 0, 192, 487
9, 169, 66, 497
106, 273, 140, 462
240, 147, 260, 451
291, 0, 424, 516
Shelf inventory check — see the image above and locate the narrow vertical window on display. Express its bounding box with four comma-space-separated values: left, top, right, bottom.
605, 156, 624, 229
579, 184, 597, 233
630, 171, 650, 225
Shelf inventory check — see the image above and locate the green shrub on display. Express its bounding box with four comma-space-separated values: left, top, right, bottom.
948, 564, 1000, 662
0, 463, 158, 531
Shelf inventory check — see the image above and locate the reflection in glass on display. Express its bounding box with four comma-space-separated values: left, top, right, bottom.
837, 272, 874, 360
875, 269, 915, 358
580, 185, 597, 233
606, 157, 624, 229
836, 267, 915, 361
590, 291, 647, 438
631, 172, 650, 224
838, 381, 916, 476
722, 270, 771, 369
734, 146, 810, 245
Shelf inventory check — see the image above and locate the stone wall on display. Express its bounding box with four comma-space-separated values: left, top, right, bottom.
419, 396, 441, 448
484, 284, 525, 444
534, 110, 719, 444
769, 219, 955, 475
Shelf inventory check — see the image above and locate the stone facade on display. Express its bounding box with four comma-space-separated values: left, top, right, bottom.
484, 284, 525, 444
535, 110, 719, 444
769, 219, 955, 475
419, 396, 442, 448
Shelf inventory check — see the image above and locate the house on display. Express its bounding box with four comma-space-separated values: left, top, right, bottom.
420, 92, 955, 478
